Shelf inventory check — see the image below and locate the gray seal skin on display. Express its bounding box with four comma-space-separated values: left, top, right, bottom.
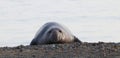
30, 22, 81, 45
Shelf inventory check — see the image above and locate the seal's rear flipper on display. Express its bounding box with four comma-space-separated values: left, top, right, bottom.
74, 36, 82, 43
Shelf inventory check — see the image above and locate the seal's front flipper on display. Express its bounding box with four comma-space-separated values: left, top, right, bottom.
74, 36, 82, 43
30, 39, 37, 45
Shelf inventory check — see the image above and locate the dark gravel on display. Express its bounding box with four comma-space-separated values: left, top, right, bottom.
0, 42, 120, 58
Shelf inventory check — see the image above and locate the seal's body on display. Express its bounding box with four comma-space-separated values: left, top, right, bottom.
30, 22, 81, 45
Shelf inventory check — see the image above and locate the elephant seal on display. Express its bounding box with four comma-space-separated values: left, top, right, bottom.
30, 22, 81, 45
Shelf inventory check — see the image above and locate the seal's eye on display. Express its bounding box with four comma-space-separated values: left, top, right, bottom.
59, 30, 62, 33
48, 30, 52, 33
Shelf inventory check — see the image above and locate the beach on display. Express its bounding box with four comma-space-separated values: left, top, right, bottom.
0, 42, 120, 58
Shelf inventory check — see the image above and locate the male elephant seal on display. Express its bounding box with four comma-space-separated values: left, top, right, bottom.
30, 22, 81, 45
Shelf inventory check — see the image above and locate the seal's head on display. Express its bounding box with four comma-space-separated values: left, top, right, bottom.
47, 27, 74, 44
47, 28, 64, 43
30, 22, 81, 45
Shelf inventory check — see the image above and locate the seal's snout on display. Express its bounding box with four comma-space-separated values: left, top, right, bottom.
48, 28, 62, 41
